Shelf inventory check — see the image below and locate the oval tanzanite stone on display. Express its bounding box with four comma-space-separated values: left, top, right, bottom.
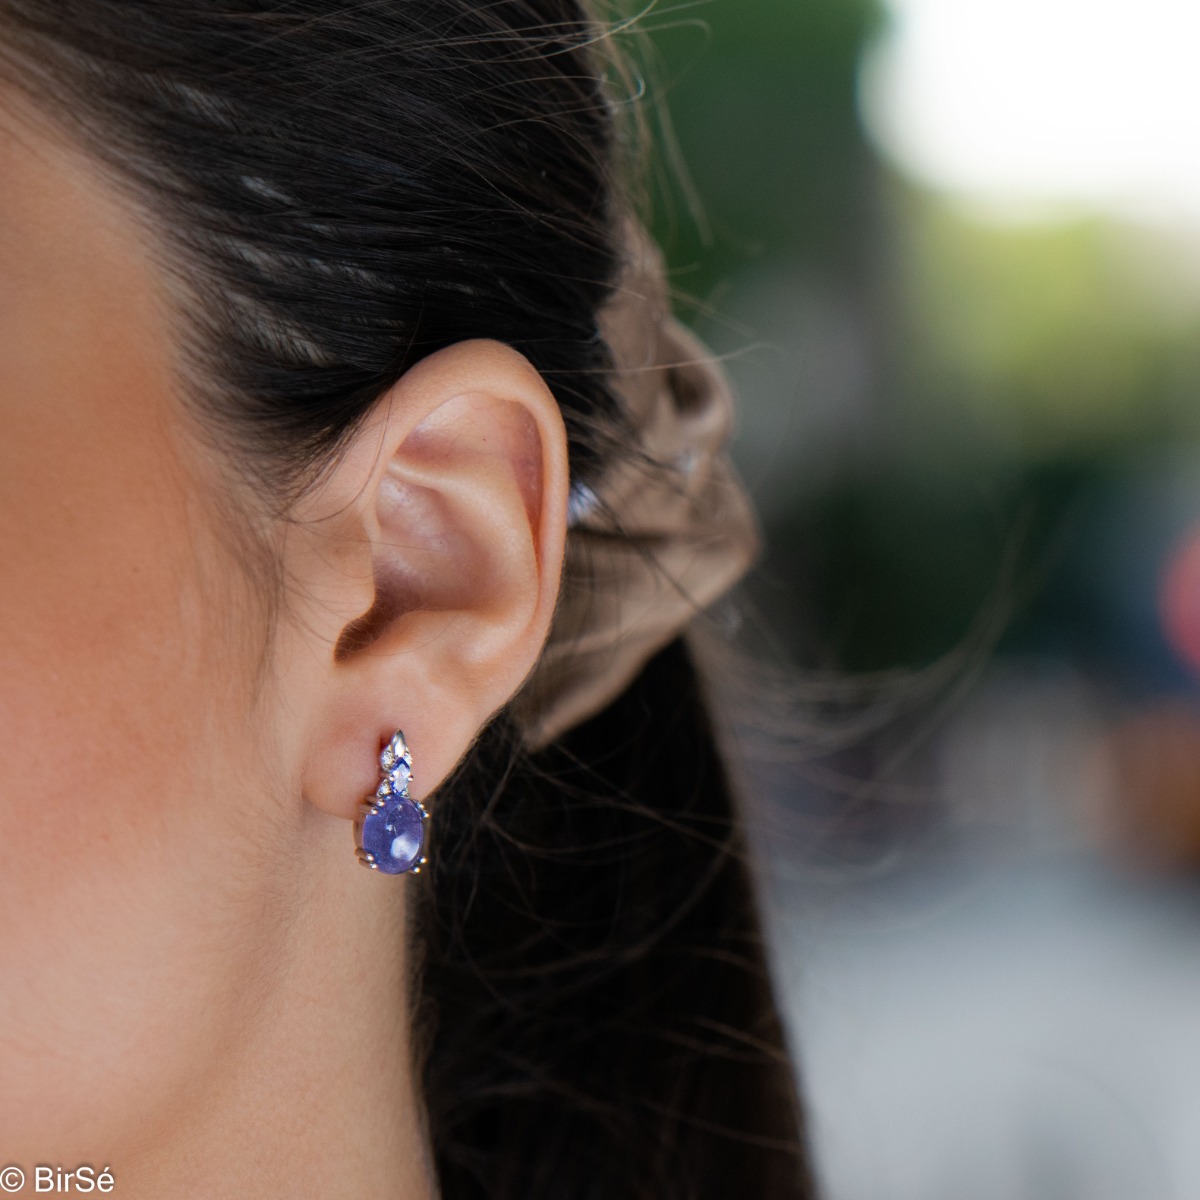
361, 796, 424, 875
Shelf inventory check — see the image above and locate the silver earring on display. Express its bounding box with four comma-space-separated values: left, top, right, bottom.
354, 730, 429, 874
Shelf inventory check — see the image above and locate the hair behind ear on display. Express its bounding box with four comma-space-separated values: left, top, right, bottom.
414, 635, 815, 1200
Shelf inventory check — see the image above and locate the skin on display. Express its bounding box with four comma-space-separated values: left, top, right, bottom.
0, 92, 568, 1197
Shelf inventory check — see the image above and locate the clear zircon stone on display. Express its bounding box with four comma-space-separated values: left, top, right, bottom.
380, 731, 410, 774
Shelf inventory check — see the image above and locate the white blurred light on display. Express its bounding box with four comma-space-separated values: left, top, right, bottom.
860, 0, 1200, 226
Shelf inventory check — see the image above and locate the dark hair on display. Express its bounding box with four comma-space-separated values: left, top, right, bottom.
0, 3, 813, 1196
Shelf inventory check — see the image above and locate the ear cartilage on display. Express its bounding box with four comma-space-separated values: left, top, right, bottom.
354, 730, 429, 875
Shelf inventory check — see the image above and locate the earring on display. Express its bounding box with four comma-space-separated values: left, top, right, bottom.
354, 730, 429, 874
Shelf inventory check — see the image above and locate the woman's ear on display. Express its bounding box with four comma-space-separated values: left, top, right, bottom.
282, 338, 569, 821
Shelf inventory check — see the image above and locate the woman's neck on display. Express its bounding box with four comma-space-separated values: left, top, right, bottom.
112, 816, 435, 1199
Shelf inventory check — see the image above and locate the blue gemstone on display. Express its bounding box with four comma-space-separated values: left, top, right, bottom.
360, 796, 425, 875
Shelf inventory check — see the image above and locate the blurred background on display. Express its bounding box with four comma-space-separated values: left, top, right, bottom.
634, 0, 1200, 1195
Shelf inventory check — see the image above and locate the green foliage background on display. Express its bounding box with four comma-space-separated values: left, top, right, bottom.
632, 0, 1200, 675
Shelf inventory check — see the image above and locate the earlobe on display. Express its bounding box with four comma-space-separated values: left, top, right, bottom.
290, 339, 569, 832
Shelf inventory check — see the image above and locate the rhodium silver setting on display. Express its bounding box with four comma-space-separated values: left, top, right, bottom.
353, 730, 429, 875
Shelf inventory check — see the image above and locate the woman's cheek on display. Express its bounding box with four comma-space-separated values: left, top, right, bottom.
0, 110, 279, 1157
